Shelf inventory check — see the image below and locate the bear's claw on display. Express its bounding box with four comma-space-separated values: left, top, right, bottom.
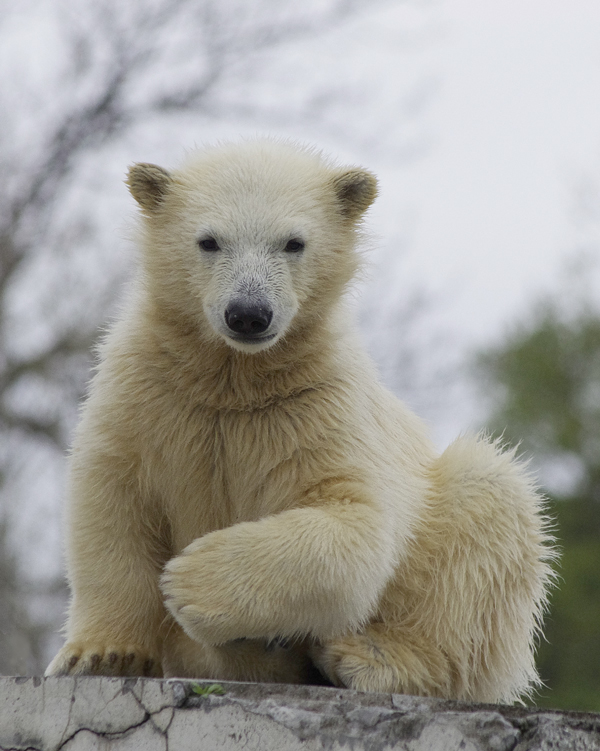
45, 642, 162, 677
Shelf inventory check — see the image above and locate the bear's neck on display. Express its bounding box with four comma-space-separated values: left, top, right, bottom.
142, 300, 351, 411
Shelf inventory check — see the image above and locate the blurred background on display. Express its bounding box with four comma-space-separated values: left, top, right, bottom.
1, 0, 599, 711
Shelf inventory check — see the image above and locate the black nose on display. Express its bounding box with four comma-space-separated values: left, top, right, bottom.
225, 302, 273, 336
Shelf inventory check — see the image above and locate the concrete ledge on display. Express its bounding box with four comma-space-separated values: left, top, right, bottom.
1, 677, 600, 750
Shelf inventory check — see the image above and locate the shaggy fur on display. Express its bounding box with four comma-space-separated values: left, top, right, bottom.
46, 140, 554, 703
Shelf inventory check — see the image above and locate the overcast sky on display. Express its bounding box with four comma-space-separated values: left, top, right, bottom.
377, 0, 600, 348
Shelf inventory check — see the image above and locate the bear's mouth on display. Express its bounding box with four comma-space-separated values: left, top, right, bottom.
226, 332, 277, 345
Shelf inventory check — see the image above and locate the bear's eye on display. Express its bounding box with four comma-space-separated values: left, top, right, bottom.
199, 237, 219, 251
285, 239, 304, 253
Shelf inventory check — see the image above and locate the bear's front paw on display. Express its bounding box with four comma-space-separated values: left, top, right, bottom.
161, 540, 249, 646
45, 642, 162, 677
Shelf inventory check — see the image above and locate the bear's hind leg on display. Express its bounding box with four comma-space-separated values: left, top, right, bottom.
314, 436, 555, 703
311, 624, 454, 697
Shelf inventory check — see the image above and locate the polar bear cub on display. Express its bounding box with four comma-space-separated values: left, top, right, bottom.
47, 140, 554, 703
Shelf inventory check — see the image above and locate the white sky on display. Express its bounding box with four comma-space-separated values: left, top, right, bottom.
380, 0, 600, 347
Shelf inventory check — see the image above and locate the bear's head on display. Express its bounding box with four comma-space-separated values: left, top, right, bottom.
127, 140, 377, 354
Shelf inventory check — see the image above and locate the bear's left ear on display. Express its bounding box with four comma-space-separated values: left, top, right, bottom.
126, 163, 172, 214
331, 168, 378, 221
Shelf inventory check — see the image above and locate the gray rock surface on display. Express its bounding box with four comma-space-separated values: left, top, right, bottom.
0, 677, 599, 750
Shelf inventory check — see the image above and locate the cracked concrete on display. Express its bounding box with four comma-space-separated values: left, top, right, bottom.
1, 677, 599, 750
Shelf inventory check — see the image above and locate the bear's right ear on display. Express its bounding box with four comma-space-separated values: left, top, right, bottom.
331, 168, 378, 221
126, 163, 172, 213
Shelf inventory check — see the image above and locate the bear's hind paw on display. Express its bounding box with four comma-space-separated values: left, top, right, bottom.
311, 638, 399, 693
311, 630, 452, 697
45, 642, 162, 678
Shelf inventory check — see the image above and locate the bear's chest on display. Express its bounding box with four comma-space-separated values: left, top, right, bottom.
153, 391, 342, 550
